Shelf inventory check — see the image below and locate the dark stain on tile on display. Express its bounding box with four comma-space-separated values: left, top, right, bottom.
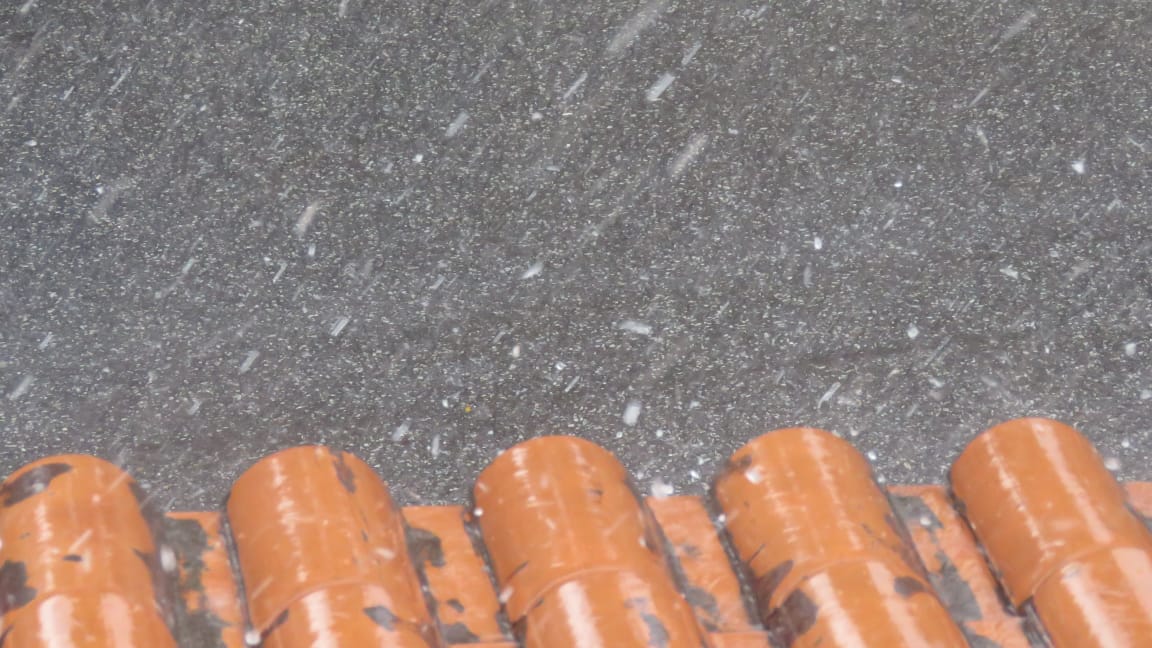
1, 463, 71, 506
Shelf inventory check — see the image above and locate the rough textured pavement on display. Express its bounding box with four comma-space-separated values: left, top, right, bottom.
2, 1, 1151, 508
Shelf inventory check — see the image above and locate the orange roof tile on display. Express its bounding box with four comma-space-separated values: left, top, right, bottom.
1, 417, 1150, 647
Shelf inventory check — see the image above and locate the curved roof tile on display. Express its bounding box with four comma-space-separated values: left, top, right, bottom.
0, 418, 1149, 647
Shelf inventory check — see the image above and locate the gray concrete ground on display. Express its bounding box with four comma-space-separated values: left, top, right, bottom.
2, 1, 1150, 508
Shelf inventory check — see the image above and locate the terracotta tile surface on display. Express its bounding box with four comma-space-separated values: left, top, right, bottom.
2, 418, 1151, 647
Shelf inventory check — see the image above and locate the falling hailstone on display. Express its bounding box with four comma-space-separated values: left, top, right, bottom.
445, 111, 470, 138
907, 323, 920, 339
499, 586, 514, 604
645, 72, 676, 102
650, 478, 674, 498
239, 351, 259, 374
622, 400, 643, 426
294, 201, 322, 237
520, 261, 543, 279
618, 320, 652, 336
160, 545, 177, 573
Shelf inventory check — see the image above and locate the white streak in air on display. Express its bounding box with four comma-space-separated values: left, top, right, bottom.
239, 351, 260, 374
330, 317, 350, 337
681, 41, 702, 66
1000, 266, 1020, 279
562, 71, 588, 101
109, 66, 133, 93
668, 132, 709, 177
1125, 342, 1137, 357
520, 261, 544, 279
968, 86, 990, 107
445, 111, 470, 138
38, 333, 54, 350
272, 260, 288, 283
623, 400, 643, 426
813, 236, 823, 250
391, 422, 410, 442
646, 72, 676, 102
66, 529, 92, 554
994, 11, 1037, 51
817, 381, 841, 409
7, 375, 33, 400
564, 376, 580, 393
907, 323, 920, 340
618, 320, 652, 336
923, 335, 953, 367
431, 434, 441, 458
187, 398, 202, 415
338, 0, 349, 17
1071, 158, 1086, 175
606, 0, 669, 55
294, 201, 322, 237
19, 0, 37, 14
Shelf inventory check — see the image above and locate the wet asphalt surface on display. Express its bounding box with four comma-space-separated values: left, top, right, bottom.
2, 1, 1151, 509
